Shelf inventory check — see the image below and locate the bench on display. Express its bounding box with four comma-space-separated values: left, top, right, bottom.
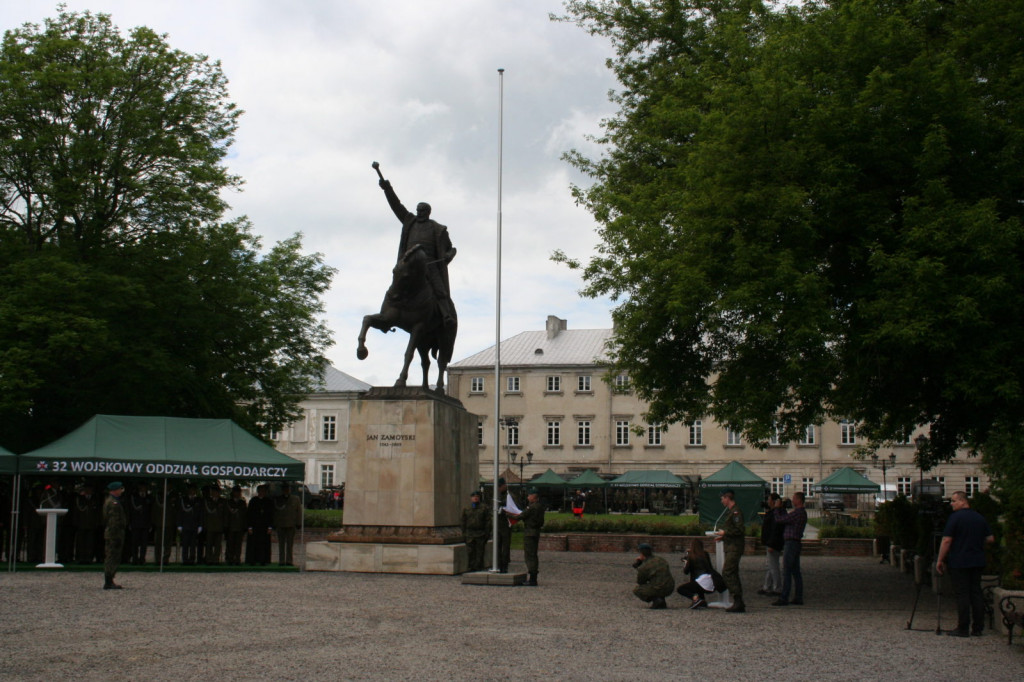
999, 594, 1023, 645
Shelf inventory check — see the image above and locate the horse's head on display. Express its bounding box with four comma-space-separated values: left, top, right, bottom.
389, 244, 428, 298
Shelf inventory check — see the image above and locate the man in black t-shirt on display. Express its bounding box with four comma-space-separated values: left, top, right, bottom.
936, 491, 995, 637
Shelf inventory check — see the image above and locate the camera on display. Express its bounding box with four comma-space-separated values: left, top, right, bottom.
632, 558, 643, 569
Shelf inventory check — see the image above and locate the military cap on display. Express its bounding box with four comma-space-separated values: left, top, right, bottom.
637, 542, 653, 555
498, 477, 507, 486
107, 481, 124, 491
470, 490, 481, 497
527, 487, 539, 495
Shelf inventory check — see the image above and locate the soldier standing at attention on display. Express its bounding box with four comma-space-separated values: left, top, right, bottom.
102, 482, 127, 590
510, 487, 545, 586
273, 483, 303, 566
714, 489, 746, 612
176, 485, 204, 565
224, 486, 248, 566
247, 484, 273, 565
127, 481, 153, 565
461, 490, 490, 572
203, 485, 227, 565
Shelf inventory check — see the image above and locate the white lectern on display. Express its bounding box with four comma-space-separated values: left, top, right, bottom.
35, 508, 68, 568
704, 529, 732, 608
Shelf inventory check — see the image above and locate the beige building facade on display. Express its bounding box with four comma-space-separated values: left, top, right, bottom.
448, 316, 989, 504
270, 365, 371, 489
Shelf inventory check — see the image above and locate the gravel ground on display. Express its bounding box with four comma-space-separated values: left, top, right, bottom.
2, 551, 1021, 681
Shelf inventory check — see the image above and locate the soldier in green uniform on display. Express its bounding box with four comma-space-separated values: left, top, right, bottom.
273, 483, 303, 566
461, 490, 490, 572
632, 542, 675, 609
510, 487, 545, 586
714, 489, 746, 612
203, 485, 227, 565
102, 481, 127, 590
224, 485, 248, 565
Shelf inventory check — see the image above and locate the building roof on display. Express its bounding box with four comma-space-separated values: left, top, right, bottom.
315, 364, 372, 393
451, 317, 614, 369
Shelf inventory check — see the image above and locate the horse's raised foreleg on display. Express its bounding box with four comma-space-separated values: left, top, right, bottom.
357, 315, 375, 360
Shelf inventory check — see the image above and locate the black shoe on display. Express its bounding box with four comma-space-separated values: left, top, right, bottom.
771, 599, 789, 606
757, 589, 769, 596
945, 629, 969, 638
971, 630, 984, 637
103, 582, 122, 590
725, 603, 746, 613
790, 599, 803, 605
650, 597, 667, 610
690, 599, 708, 610
767, 591, 782, 597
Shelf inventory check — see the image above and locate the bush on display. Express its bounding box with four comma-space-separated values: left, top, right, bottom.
303, 509, 342, 529
541, 513, 706, 536
819, 524, 875, 539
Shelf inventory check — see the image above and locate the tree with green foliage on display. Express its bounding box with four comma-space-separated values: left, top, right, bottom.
0, 9, 334, 452
554, 0, 1024, 465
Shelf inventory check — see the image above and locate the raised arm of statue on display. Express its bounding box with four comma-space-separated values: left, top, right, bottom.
379, 178, 411, 223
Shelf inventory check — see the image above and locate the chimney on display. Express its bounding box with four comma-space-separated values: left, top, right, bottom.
546, 315, 567, 339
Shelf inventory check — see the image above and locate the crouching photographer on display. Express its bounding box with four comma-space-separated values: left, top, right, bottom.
676, 537, 717, 609
632, 543, 675, 609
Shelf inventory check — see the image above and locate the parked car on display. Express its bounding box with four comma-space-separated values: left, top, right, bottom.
821, 493, 845, 511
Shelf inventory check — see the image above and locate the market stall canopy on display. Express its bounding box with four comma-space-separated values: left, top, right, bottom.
18, 415, 303, 481
698, 461, 768, 525
0, 445, 16, 475
813, 467, 880, 494
567, 470, 608, 488
528, 468, 570, 487
609, 470, 686, 488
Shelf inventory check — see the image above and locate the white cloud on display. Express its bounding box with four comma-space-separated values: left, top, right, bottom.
3, 0, 620, 386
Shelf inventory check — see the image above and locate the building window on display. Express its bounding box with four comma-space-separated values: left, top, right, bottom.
577, 421, 591, 446
769, 424, 782, 446
547, 421, 561, 446
577, 375, 592, 392
320, 464, 335, 488
613, 373, 629, 392
726, 429, 742, 446
935, 476, 946, 497
506, 376, 520, 392
546, 376, 562, 392
771, 477, 785, 496
506, 423, 519, 447
470, 377, 485, 393
965, 476, 980, 497
615, 420, 630, 446
269, 428, 282, 442
688, 420, 703, 446
477, 421, 484, 446
800, 425, 816, 446
647, 423, 663, 446
801, 477, 814, 496
840, 419, 856, 445
897, 477, 912, 496
321, 415, 337, 441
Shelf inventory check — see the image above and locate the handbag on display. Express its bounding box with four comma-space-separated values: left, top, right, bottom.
709, 567, 727, 593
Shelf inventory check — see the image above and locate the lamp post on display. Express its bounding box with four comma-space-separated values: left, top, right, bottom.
871, 452, 896, 501
511, 450, 533, 499
499, 417, 518, 486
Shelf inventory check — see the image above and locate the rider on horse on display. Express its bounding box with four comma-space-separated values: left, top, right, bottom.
379, 176, 457, 331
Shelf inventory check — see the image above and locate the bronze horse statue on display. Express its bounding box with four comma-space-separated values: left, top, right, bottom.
357, 244, 457, 393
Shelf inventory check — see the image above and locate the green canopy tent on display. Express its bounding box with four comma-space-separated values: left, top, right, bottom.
526, 468, 570, 508
813, 467, 880, 523
567, 469, 610, 513
15, 415, 304, 572
19, 415, 304, 480
698, 461, 769, 525
609, 470, 686, 514
814, 467, 881, 494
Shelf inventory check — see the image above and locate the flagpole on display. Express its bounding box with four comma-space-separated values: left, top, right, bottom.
490, 67, 504, 573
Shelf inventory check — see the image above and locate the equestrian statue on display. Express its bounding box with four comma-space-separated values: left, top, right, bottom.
357, 162, 458, 394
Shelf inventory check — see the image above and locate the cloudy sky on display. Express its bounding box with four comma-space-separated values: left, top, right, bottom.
3, 1, 620, 386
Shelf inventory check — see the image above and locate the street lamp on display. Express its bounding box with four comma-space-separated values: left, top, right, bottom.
871, 451, 896, 501
511, 450, 533, 498
499, 417, 518, 486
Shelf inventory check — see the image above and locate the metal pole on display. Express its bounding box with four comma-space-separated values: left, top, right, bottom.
490, 67, 505, 573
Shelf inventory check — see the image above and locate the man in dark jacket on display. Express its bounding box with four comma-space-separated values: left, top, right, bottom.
176, 485, 204, 565
247, 484, 273, 565
127, 482, 153, 565
758, 493, 784, 596
633, 543, 675, 609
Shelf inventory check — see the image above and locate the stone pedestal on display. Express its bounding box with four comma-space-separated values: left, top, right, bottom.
308, 387, 478, 575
